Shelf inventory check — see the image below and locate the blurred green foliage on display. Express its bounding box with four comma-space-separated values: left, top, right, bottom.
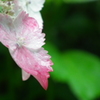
0, 0, 100, 100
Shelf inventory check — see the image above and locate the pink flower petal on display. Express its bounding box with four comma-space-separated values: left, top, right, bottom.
9, 47, 53, 90
0, 11, 53, 90
14, 11, 45, 49
14, 11, 39, 32
0, 12, 45, 50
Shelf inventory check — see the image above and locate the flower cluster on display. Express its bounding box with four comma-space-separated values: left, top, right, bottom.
0, 0, 53, 90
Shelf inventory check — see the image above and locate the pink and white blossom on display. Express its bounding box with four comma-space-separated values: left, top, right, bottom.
16, 0, 45, 28
0, 11, 53, 90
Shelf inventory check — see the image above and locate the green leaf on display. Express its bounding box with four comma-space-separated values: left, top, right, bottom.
62, 50, 100, 100
44, 43, 100, 99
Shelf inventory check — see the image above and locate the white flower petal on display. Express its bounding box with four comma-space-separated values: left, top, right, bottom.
22, 69, 30, 81
18, 0, 45, 12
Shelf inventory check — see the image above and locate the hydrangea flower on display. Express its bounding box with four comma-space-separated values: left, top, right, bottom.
0, 11, 53, 90
17, 0, 45, 28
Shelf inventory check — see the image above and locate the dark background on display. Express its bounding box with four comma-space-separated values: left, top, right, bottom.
0, 0, 100, 100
